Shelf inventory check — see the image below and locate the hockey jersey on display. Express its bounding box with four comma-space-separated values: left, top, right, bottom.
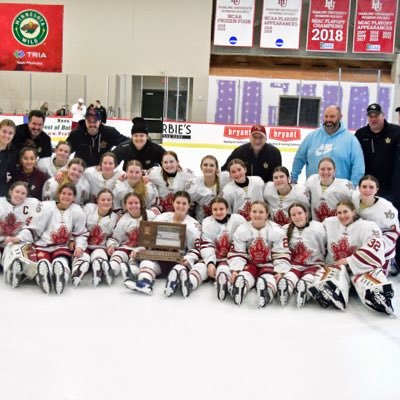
112, 179, 158, 211
36, 155, 66, 177
84, 167, 124, 202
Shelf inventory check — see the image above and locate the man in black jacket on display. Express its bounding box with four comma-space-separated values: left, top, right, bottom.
13, 110, 52, 158
66, 109, 128, 167
113, 117, 166, 171
221, 124, 281, 182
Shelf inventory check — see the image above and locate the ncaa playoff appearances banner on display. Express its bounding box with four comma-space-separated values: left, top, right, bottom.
306, 0, 350, 52
214, 0, 255, 47
260, 0, 302, 49
353, 0, 398, 54
0, 3, 63, 72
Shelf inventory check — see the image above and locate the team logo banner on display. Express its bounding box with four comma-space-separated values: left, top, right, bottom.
306, 0, 350, 52
260, 0, 302, 49
214, 0, 255, 47
0, 3, 63, 72
353, 0, 398, 54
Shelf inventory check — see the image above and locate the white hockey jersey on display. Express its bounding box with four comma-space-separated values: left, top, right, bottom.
84, 167, 124, 202
83, 203, 118, 250
263, 182, 310, 226
306, 174, 353, 222
221, 176, 265, 221
228, 220, 291, 273
283, 220, 326, 267
112, 180, 158, 211
324, 216, 385, 275
200, 214, 246, 265
36, 155, 66, 177
0, 197, 40, 245
16, 201, 88, 252
352, 192, 400, 260
42, 176, 91, 205
146, 166, 195, 213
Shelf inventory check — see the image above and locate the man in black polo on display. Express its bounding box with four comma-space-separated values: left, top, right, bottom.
13, 110, 52, 158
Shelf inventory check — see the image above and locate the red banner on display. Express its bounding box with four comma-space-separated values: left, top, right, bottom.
306, 0, 350, 52
353, 0, 397, 54
0, 3, 63, 72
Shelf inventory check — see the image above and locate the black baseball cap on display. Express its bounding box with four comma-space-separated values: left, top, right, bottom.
366, 103, 383, 115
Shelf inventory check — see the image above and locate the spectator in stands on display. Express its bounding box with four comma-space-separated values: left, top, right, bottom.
0, 119, 18, 196
66, 108, 128, 168
13, 110, 52, 159
94, 100, 107, 124
113, 117, 166, 171
70, 98, 86, 130
221, 124, 281, 183
291, 105, 364, 187
40, 102, 50, 116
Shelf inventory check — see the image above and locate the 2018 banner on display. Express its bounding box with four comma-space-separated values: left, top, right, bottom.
0, 3, 63, 72
213, 0, 255, 47
306, 0, 350, 52
353, 0, 398, 54
260, 0, 302, 49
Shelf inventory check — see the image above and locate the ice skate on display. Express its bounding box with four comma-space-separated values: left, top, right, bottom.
389, 259, 399, 277
164, 268, 179, 297
125, 278, 153, 294
101, 260, 115, 285
296, 279, 308, 308
53, 261, 67, 295
320, 281, 346, 311
71, 261, 89, 287
10, 260, 24, 289
121, 262, 137, 282
256, 276, 271, 308
278, 277, 289, 307
37, 261, 51, 294
179, 268, 192, 298
216, 272, 228, 301
365, 284, 395, 316
308, 285, 330, 308
92, 259, 102, 287
232, 275, 246, 306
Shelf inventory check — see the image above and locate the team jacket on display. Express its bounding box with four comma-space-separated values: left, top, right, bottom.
42, 176, 90, 206
112, 180, 158, 211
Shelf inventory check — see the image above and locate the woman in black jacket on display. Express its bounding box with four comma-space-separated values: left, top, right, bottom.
0, 119, 19, 196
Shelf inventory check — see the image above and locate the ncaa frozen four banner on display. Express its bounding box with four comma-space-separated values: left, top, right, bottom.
214, 0, 255, 46
260, 0, 302, 49
0, 3, 63, 72
306, 0, 350, 52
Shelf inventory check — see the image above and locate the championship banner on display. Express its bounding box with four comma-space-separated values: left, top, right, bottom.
0, 3, 63, 72
306, 0, 350, 52
260, 0, 302, 49
353, 0, 398, 54
213, 0, 255, 47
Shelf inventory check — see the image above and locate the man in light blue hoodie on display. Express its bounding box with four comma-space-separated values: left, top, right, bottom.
291, 105, 364, 187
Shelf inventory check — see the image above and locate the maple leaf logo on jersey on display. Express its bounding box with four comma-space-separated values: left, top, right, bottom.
249, 236, 270, 264
314, 201, 336, 222
124, 227, 139, 247
290, 240, 313, 265
50, 225, 70, 245
238, 200, 252, 221
88, 225, 105, 246
158, 193, 175, 212
330, 236, 356, 261
215, 231, 231, 259
202, 201, 212, 218
273, 209, 289, 226
0, 213, 23, 236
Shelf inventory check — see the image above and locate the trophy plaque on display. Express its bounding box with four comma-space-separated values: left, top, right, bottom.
136, 221, 186, 262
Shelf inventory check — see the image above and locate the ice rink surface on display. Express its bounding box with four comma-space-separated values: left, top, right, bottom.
1, 276, 399, 400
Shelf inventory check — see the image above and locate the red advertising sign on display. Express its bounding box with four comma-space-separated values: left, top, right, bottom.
306, 0, 350, 52
223, 125, 251, 140
0, 3, 63, 72
269, 128, 301, 142
353, 0, 398, 54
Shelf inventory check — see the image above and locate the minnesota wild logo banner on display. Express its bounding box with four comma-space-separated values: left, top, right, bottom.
0, 3, 63, 72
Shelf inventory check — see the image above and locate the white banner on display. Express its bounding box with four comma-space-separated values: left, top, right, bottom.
260, 0, 302, 49
213, 0, 255, 47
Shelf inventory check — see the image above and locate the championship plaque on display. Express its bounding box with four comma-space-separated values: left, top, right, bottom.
136, 221, 186, 262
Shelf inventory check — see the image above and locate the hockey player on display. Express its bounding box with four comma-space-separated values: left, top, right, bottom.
221, 159, 264, 221
306, 157, 353, 222
112, 160, 158, 212
42, 158, 90, 205
71, 189, 118, 287
200, 196, 246, 300
313, 200, 395, 315
36, 141, 72, 177
106, 192, 156, 285
83, 152, 124, 202
228, 201, 291, 307
146, 151, 195, 213
352, 175, 399, 276
4, 183, 88, 294
263, 166, 310, 226
280, 203, 326, 308
125, 191, 204, 297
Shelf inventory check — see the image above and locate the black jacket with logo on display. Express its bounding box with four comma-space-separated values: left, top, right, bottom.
13, 123, 52, 158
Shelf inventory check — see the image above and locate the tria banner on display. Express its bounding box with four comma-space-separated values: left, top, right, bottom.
0, 3, 64, 72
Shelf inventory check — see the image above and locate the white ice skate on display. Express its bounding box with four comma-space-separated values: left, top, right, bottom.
295, 279, 308, 308
256, 277, 272, 308
53, 261, 67, 295
37, 261, 51, 294
92, 259, 102, 287
278, 277, 289, 307
10, 260, 24, 289
164, 268, 179, 297
233, 275, 246, 306
179, 268, 192, 298
101, 260, 115, 286
216, 272, 228, 301
125, 278, 153, 295
71, 261, 89, 288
